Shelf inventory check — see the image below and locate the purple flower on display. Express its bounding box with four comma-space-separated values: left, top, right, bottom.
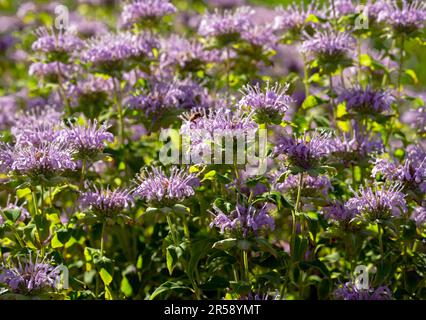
198, 7, 254, 40
273, 2, 324, 34
210, 204, 275, 238
240, 24, 279, 50
302, 29, 355, 67
0, 196, 30, 225
0, 254, 61, 295
133, 166, 199, 205
179, 107, 257, 161
273, 173, 331, 197
0, 142, 14, 173
159, 35, 220, 72
346, 184, 407, 220
334, 281, 392, 300
329, 130, 384, 165
80, 32, 158, 68
332, 0, 356, 17
121, 0, 177, 28
31, 27, 83, 54
0, 95, 19, 130
68, 13, 108, 38
80, 185, 133, 217
372, 144, 426, 193
378, 0, 426, 35
11, 106, 63, 146
72, 74, 114, 96
239, 82, 292, 123
63, 120, 114, 159
338, 85, 395, 115
11, 141, 77, 180
323, 201, 357, 223
273, 131, 333, 172
29, 62, 81, 81
411, 206, 426, 227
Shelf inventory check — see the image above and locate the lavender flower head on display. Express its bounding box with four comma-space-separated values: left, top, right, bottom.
345, 184, 407, 221
0, 254, 61, 295
133, 166, 199, 205
338, 85, 395, 115
239, 82, 292, 124
64, 120, 114, 160
323, 201, 357, 224
372, 144, 426, 193
302, 29, 355, 69
274, 131, 333, 172
179, 107, 257, 161
160, 35, 220, 72
80, 32, 158, 69
411, 206, 426, 228
11, 106, 63, 146
31, 27, 83, 55
210, 204, 275, 238
72, 74, 114, 96
0, 95, 19, 130
29, 62, 81, 81
80, 185, 133, 217
0, 196, 30, 225
240, 24, 279, 50
378, 0, 426, 35
329, 130, 384, 165
334, 281, 392, 300
273, 173, 331, 197
11, 141, 77, 181
273, 2, 324, 34
128, 78, 210, 116
121, 0, 177, 28
198, 7, 254, 41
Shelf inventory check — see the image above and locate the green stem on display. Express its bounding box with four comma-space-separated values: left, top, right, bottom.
56, 63, 71, 115
357, 37, 362, 83
378, 223, 384, 258
302, 53, 310, 97
113, 78, 124, 144
328, 75, 336, 128
100, 222, 106, 258
166, 214, 178, 246
81, 159, 87, 188
397, 35, 405, 98
243, 250, 249, 282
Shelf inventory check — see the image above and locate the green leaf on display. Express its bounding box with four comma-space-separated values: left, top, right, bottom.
212, 238, 237, 250
359, 53, 372, 67
149, 281, 193, 300
302, 95, 320, 110
3, 208, 21, 223
256, 238, 278, 257
99, 268, 113, 286
405, 69, 418, 84
166, 245, 179, 275
120, 275, 133, 298
16, 188, 31, 199
201, 170, 216, 182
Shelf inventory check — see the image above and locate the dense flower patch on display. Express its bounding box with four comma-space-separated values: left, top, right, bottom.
0, 0, 425, 300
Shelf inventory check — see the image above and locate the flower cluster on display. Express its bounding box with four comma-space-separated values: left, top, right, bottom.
0, 255, 61, 295
334, 281, 392, 300
80, 186, 133, 217
346, 184, 407, 221
133, 166, 199, 205
121, 0, 177, 28
210, 204, 275, 237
